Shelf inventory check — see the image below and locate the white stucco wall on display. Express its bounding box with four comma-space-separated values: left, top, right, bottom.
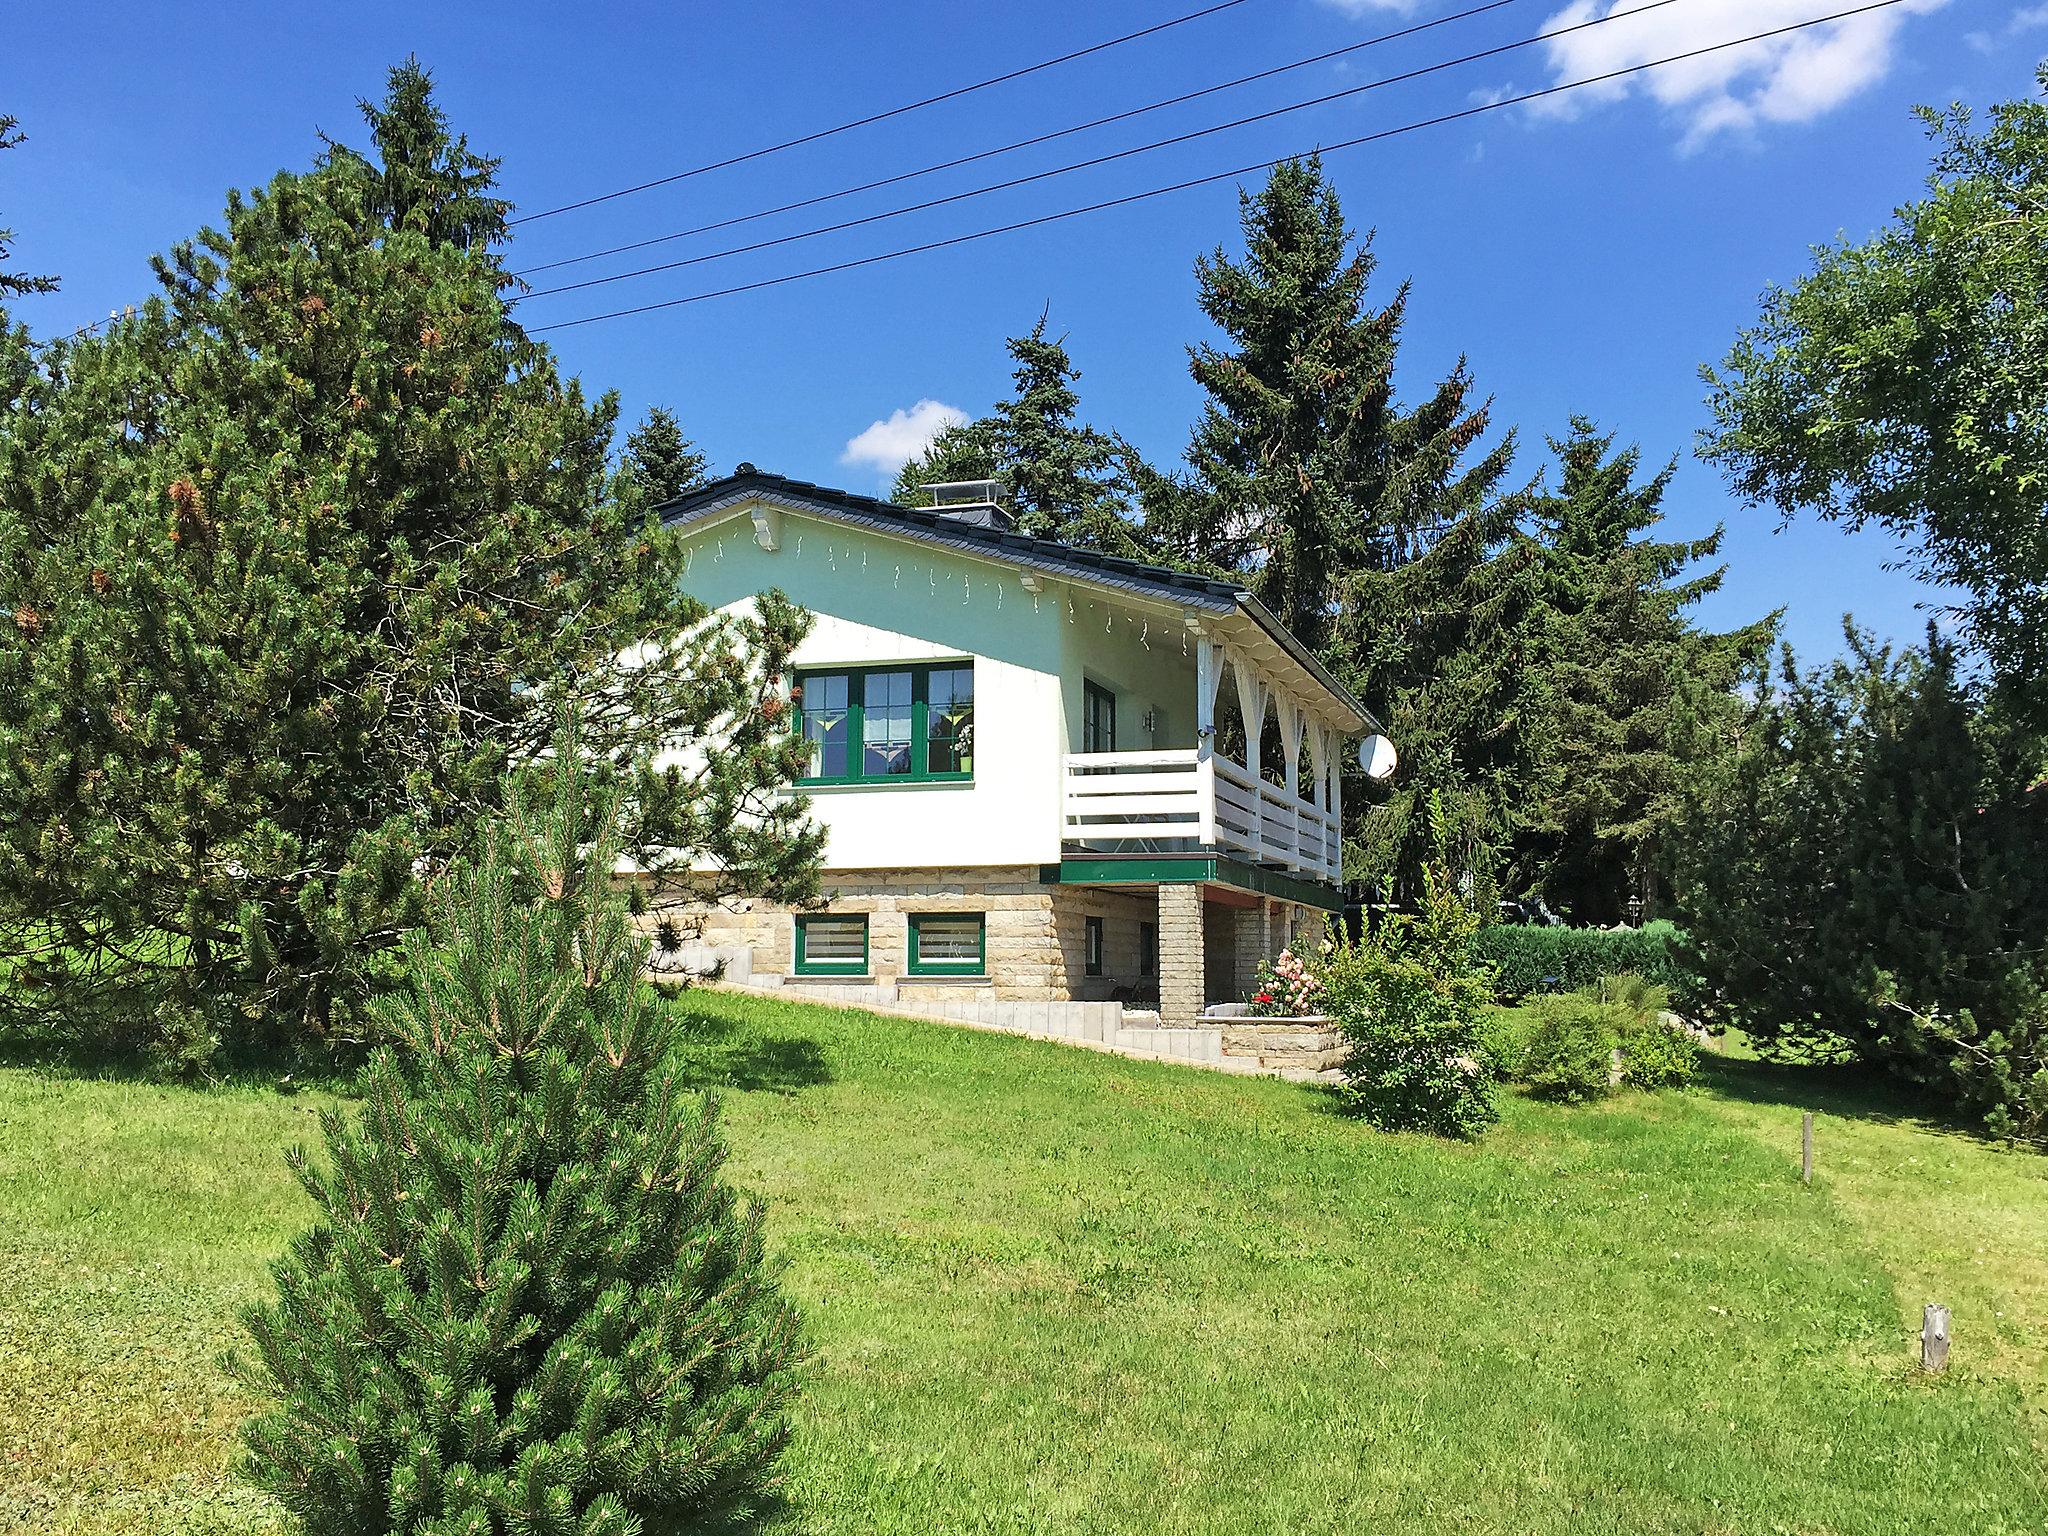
1059, 588, 1200, 753
675, 506, 1072, 869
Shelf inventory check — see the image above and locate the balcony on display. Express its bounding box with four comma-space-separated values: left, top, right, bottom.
1061, 749, 1341, 884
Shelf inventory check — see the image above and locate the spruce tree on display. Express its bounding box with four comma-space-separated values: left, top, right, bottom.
235, 746, 804, 1533
1517, 419, 1773, 921
621, 406, 709, 509
0, 65, 820, 1064
1152, 157, 1531, 896
892, 313, 1148, 554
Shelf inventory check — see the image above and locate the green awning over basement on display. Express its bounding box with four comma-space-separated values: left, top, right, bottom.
1040, 855, 1344, 912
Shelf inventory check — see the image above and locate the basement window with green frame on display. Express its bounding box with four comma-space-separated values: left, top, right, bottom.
794, 661, 974, 784
908, 912, 986, 977
794, 913, 869, 976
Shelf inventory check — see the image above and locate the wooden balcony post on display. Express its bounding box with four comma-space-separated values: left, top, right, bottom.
1231, 649, 1267, 856
1330, 724, 1345, 886
1279, 696, 1303, 873
1195, 634, 1218, 848
1307, 722, 1328, 880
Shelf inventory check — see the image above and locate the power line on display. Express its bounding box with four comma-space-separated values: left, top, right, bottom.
30, 3, 1256, 348
508, 0, 1254, 227
514, 0, 1683, 305
26, 311, 122, 353
515, 0, 1528, 279
525, 0, 1909, 336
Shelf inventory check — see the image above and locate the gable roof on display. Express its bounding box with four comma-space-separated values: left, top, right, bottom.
656, 467, 1376, 731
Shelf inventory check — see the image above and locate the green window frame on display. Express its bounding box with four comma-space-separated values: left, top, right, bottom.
1139, 920, 1157, 977
1084, 915, 1105, 977
794, 913, 869, 975
1083, 678, 1117, 754
908, 912, 986, 977
795, 662, 974, 785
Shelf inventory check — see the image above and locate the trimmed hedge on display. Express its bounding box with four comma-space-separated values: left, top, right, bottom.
1475, 921, 1701, 1013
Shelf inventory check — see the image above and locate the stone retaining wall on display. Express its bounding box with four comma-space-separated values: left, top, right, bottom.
688, 979, 1344, 1083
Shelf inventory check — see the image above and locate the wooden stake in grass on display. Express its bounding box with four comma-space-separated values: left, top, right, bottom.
1922, 1304, 1951, 1372
1801, 1111, 1814, 1184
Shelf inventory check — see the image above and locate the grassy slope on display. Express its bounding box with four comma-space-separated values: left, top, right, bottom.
1, 994, 2044, 1534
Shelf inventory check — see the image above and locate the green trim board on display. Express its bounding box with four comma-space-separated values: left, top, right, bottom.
1039, 854, 1344, 912
794, 661, 973, 786
908, 912, 986, 976
794, 913, 869, 975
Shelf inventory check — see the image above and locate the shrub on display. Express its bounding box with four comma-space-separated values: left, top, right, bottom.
1588, 972, 1699, 1088
1595, 971, 1669, 1020
234, 758, 803, 1534
1521, 995, 1624, 1101
1477, 1007, 1533, 1079
1475, 921, 1701, 1012
1620, 1012, 1700, 1089
1325, 861, 1499, 1139
1514, 975, 1700, 1101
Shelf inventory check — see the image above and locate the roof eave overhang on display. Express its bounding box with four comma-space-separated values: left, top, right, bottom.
1228, 593, 1379, 735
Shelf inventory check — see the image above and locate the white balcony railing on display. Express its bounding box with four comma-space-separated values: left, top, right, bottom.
1062, 750, 1340, 883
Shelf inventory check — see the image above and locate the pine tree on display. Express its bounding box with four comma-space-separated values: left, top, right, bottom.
892, 313, 1148, 554
1516, 419, 1773, 921
235, 744, 804, 1532
0, 63, 821, 1066
1152, 157, 1531, 896
0, 115, 59, 299
621, 406, 709, 509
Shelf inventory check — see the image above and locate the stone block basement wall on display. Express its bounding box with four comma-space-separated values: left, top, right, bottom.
642, 867, 1159, 1003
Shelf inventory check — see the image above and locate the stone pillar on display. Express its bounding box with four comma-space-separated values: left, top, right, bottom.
1158, 882, 1207, 1028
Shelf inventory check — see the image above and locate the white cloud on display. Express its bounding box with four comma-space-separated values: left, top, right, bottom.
1526, 0, 1948, 149
840, 398, 968, 478
1970, 4, 2048, 51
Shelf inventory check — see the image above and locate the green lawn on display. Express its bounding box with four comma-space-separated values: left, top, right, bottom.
3, 993, 2045, 1534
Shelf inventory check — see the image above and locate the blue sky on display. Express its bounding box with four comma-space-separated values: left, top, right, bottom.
4, 0, 2037, 660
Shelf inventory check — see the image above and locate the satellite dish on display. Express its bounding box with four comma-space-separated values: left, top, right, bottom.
1357, 734, 1398, 782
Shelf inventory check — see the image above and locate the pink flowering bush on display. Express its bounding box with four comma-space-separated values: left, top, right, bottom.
1247, 947, 1324, 1016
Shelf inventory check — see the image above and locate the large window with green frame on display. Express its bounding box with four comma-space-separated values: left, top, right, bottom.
794, 662, 974, 784
908, 912, 985, 977
794, 913, 868, 975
